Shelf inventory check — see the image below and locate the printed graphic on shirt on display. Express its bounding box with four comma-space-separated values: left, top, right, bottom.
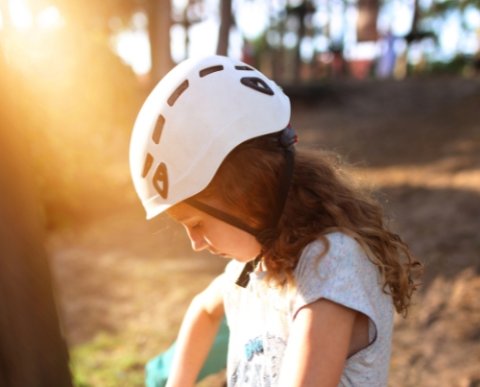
229, 334, 287, 387
245, 337, 264, 361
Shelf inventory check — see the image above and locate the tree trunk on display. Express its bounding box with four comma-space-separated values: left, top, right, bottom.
292, 1, 312, 82
0, 60, 72, 387
410, 0, 421, 37
356, 0, 379, 42
147, 0, 174, 85
216, 0, 233, 56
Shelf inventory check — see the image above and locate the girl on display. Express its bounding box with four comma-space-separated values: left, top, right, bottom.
130, 55, 421, 387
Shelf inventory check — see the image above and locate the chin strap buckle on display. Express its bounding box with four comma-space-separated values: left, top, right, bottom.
235, 255, 262, 288
279, 124, 298, 150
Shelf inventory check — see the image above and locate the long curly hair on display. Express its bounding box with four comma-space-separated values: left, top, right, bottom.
196, 132, 422, 316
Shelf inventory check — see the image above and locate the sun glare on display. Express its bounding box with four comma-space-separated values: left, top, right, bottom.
3, 0, 62, 30
113, 29, 152, 76
9, 0, 33, 29
37, 6, 63, 29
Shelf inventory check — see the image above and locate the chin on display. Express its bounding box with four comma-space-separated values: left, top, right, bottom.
231, 255, 254, 263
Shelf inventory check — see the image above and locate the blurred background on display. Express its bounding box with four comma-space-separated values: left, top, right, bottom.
0, 0, 479, 386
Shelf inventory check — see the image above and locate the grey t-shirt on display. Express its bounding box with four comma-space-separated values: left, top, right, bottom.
223, 232, 394, 387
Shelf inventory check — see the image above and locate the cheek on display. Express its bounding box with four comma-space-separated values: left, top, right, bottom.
199, 219, 261, 259
228, 233, 261, 257
244, 241, 261, 258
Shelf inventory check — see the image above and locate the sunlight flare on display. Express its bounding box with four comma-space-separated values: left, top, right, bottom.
8, 0, 33, 30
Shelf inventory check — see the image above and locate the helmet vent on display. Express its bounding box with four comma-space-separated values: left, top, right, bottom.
240, 77, 274, 96
152, 115, 165, 144
152, 162, 169, 198
235, 65, 254, 71
199, 65, 224, 77
142, 153, 154, 178
168, 80, 189, 106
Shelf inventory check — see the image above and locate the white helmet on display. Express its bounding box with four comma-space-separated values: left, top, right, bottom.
130, 55, 291, 220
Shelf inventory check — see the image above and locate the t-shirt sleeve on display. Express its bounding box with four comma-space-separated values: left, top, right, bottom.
292, 232, 388, 344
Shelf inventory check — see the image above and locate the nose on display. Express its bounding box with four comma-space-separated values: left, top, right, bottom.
185, 228, 208, 252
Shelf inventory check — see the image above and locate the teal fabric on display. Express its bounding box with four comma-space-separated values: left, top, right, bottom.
145, 319, 229, 387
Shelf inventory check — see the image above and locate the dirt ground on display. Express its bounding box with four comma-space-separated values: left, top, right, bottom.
47, 77, 480, 386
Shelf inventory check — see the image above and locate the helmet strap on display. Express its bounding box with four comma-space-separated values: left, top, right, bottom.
185, 125, 296, 288
270, 125, 296, 229
185, 198, 260, 237
234, 253, 262, 288
185, 197, 263, 288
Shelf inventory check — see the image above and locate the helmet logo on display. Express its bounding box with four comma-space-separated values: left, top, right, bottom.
152, 162, 169, 199
240, 77, 274, 96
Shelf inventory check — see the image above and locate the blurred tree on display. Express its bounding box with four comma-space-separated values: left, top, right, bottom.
146, 0, 174, 83
356, 0, 379, 42
287, 1, 315, 81
399, 0, 437, 77
405, 0, 435, 43
217, 0, 233, 55
0, 0, 145, 227
425, 0, 480, 44
429, 0, 480, 14
0, 50, 72, 387
172, 0, 207, 60
34, 0, 139, 31
269, 7, 287, 81
32, 0, 173, 83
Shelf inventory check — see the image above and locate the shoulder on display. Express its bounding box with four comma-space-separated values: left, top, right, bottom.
293, 231, 389, 317
296, 232, 373, 279
294, 233, 394, 383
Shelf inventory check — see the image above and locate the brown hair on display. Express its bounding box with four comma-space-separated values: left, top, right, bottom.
196, 133, 422, 316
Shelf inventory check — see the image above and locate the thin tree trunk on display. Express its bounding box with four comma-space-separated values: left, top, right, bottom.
216, 0, 233, 56
356, 0, 379, 42
0, 61, 72, 387
410, 0, 420, 37
147, 0, 174, 85
293, 2, 309, 82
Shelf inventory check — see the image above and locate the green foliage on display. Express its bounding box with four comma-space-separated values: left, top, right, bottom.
431, 0, 480, 13
71, 333, 148, 387
426, 54, 479, 75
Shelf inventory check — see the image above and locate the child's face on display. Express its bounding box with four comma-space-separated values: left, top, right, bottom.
167, 201, 262, 262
